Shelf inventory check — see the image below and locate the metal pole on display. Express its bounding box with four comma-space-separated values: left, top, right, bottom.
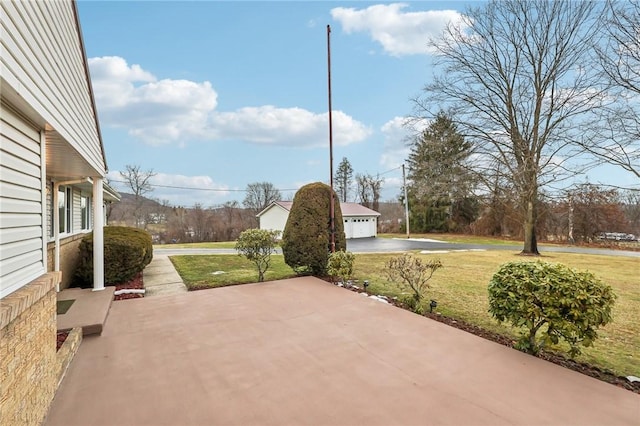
327, 24, 335, 252
403, 163, 410, 239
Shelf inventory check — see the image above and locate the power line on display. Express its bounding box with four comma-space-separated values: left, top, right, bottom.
109, 179, 298, 193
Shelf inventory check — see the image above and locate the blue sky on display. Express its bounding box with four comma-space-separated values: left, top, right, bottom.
77, 1, 635, 207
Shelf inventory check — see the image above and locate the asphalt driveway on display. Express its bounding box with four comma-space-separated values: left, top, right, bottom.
153, 237, 640, 258
45, 277, 639, 425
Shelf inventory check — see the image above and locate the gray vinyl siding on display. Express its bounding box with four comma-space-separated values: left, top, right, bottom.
72, 188, 81, 232
0, 0, 105, 175
46, 181, 53, 238
0, 103, 45, 298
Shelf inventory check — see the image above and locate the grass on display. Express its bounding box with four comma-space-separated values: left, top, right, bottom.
379, 232, 541, 246
169, 247, 639, 378
352, 250, 640, 378
170, 254, 296, 290
155, 241, 237, 249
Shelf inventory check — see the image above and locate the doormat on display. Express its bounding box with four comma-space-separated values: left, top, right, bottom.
56, 299, 75, 315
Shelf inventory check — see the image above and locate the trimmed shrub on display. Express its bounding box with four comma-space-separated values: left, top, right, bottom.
74, 226, 153, 287
488, 261, 616, 356
235, 228, 280, 282
327, 250, 355, 285
282, 182, 346, 276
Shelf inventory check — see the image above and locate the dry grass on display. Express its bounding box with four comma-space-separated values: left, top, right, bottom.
353, 250, 639, 377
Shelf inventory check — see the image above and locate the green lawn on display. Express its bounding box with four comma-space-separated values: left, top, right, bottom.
155, 241, 237, 249
378, 232, 546, 246
170, 254, 296, 290
169, 249, 639, 378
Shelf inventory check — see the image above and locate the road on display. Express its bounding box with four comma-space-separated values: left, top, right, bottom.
154, 237, 640, 258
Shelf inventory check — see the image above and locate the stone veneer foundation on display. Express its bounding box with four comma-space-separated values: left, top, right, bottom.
0, 272, 61, 426
47, 233, 86, 290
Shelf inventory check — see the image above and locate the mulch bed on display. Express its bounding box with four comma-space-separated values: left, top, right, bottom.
113, 273, 145, 301
56, 330, 69, 352
336, 281, 640, 394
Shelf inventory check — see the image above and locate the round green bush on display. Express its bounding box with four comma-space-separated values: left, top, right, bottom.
282, 182, 346, 276
488, 261, 616, 356
74, 226, 153, 287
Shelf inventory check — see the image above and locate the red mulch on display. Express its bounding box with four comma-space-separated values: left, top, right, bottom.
56, 330, 69, 352
113, 273, 145, 301
337, 282, 640, 394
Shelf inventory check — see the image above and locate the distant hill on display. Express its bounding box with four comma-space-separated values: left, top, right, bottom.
107, 192, 166, 226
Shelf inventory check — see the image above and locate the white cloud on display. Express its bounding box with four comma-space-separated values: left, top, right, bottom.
108, 170, 230, 207
89, 56, 217, 146
331, 3, 464, 56
212, 106, 371, 148
89, 56, 370, 147
379, 116, 427, 169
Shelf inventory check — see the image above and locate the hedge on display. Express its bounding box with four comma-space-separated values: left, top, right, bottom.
74, 226, 153, 287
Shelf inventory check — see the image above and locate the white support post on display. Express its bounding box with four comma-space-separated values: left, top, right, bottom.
92, 177, 105, 291
53, 183, 60, 272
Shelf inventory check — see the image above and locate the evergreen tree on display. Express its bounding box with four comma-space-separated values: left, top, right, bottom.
334, 157, 354, 202
406, 111, 477, 232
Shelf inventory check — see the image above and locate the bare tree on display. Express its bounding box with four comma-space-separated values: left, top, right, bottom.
355, 173, 383, 211
335, 157, 354, 202
416, 0, 606, 254
119, 164, 156, 228
621, 190, 640, 234
243, 182, 282, 218
588, 0, 640, 182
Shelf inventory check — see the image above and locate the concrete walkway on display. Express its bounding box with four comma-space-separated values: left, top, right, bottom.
45, 277, 638, 426
143, 254, 187, 297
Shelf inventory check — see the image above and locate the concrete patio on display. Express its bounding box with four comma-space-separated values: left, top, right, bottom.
57, 286, 115, 336
46, 277, 639, 425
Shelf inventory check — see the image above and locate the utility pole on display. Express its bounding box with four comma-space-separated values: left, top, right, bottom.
568, 193, 575, 244
327, 24, 335, 253
402, 163, 410, 238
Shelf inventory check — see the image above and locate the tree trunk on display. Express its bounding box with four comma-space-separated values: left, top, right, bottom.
522, 199, 540, 255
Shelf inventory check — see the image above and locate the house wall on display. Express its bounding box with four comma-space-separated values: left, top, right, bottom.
259, 206, 289, 236
0, 272, 60, 426
46, 234, 86, 290
0, 101, 47, 298
260, 208, 378, 239
0, 0, 105, 175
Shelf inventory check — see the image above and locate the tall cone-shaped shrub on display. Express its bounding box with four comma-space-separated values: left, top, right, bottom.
282, 182, 346, 275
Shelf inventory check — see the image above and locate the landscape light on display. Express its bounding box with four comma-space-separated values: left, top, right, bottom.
430, 300, 438, 313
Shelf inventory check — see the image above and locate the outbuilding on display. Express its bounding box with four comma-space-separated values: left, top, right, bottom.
257, 201, 380, 239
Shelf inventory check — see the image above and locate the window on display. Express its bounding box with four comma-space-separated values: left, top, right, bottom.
81, 195, 91, 230
58, 186, 72, 234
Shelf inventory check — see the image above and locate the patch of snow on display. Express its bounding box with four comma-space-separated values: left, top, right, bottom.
420, 249, 487, 254
369, 295, 390, 304
210, 271, 225, 275
113, 289, 145, 296
627, 376, 640, 383
393, 238, 447, 243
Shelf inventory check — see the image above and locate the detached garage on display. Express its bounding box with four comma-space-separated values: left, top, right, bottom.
258, 201, 380, 239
